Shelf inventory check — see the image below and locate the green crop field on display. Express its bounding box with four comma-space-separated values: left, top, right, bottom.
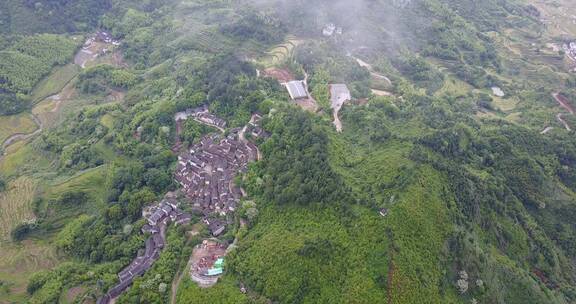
45, 165, 110, 213
30, 64, 80, 103
260, 37, 302, 67
0, 142, 51, 178
0, 113, 38, 144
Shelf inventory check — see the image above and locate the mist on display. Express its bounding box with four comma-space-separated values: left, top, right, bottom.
243, 0, 419, 56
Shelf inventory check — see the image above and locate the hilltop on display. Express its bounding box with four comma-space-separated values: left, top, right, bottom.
0, 0, 576, 303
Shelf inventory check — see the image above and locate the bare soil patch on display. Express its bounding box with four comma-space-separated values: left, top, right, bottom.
553, 93, 575, 114
295, 98, 319, 113
66, 286, 86, 303
263, 68, 295, 83
372, 89, 393, 96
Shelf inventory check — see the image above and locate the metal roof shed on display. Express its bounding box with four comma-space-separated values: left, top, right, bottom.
285, 81, 308, 100
207, 268, 223, 276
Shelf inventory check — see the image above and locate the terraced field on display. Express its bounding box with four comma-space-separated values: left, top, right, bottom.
0, 177, 37, 241
260, 37, 303, 67
171, 28, 235, 53
530, 0, 576, 37
45, 165, 110, 213
0, 113, 38, 145
30, 63, 80, 103
0, 240, 60, 304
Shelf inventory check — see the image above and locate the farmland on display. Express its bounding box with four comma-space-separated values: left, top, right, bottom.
0, 241, 59, 304
0, 113, 38, 145
30, 64, 80, 103
1, 0, 576, 304
259, 37, 302, 67
0, 177, 37, 241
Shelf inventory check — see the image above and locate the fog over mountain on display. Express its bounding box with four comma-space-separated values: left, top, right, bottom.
1, 1, 576, 303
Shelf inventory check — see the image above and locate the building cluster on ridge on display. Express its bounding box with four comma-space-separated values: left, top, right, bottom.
97, 195, 191, 304
175, 105, 227, 130
175, 119, 263, 235
98, 110, 265, 303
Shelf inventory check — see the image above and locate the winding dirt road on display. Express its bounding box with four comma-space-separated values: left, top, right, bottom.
350, 55, 393, 87
1, 114, 42, 151
552, 93, 575, 131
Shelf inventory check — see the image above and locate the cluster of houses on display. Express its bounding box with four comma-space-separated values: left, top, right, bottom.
94, 30, 121, 46
563, 42, 576, 62
76, 31, 120, 68
175, 128, 260, 236
97, 196, 191, 304
99, 111, 264, 303
322, 23, 343, 37
194, 254, 225, 277
175, 106, 227, 130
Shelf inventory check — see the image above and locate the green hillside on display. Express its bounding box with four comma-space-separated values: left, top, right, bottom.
1, 0, 576, 303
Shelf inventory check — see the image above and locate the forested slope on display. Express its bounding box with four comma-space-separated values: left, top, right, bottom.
1, 0, 576, 303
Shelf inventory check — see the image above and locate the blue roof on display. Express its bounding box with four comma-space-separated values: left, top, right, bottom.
207, 268, 223, 276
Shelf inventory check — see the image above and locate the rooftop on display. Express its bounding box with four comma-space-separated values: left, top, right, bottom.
285, 81, 308, 100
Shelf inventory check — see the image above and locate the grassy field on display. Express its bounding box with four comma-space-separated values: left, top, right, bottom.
0, 240, 60, 304
100, 113, 116, 129
0, 113, 38, 144
44, 165, 110, 214
32, 82, 79, 129
0, 142, 52, 178
0, 177, 38, 241
492, 96, 519, 112
435, 76, 473, 98
30, 64, 80, 103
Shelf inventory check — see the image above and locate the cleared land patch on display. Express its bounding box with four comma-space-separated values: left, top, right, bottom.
33, 82, 78, 128
0, 138, 51, 177
0, 177, 37, 241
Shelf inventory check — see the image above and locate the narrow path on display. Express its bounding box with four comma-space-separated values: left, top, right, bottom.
192, 118, 225, 133
349, 55, 393, 87
557, 113, 571, 131
540, 126, 554, 134
552, 93, 575, 114
238, 114, 262, 160
552, 93, 575, 131
333, 109, 343, 133
303, 70, 318, 105
372, 89, 393, 96
170, 257, 193, 304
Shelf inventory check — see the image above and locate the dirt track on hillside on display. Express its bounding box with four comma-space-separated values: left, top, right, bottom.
552, 93, 575, 131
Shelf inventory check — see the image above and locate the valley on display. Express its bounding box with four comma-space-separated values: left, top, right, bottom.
1, 0, 576, 304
